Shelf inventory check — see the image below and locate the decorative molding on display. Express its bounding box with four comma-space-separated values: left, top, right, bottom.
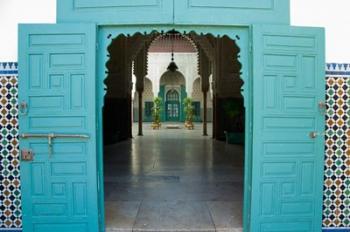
0, 62, 18, 75
326, 63, 350, 77
322, 229, 350, 232
73, 0, 160, 9
0, 230, 22, 232
188, 0, 274, 10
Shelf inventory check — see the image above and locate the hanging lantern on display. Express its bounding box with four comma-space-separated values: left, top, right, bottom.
167, 31, 179, 72
167, 52, 179, 72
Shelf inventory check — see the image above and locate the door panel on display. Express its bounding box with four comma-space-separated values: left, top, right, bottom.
174, 0, 290, 25
18, 24, 99, 232
166, 102, 180, 121
57, 0, 174, 25
251, 25, 325, 231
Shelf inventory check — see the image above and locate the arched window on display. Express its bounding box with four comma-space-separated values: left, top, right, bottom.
166, 89, 179, 102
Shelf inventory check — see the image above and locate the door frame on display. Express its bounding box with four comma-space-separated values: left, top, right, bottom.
166, 89, 181, 121
96, 25, 252, 231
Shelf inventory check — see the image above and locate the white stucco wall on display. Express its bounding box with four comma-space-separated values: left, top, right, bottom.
146, 53, 199, 96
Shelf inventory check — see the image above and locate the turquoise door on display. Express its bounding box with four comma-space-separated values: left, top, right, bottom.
57, 0, 174, 25
166, 90, 180, 121
250, 25, 325, 231
18, 24, 99, 232
174, 0, 290, 25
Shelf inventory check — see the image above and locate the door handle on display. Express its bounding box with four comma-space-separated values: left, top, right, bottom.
309, 131, 325, 139
20, 133, 90, 156
318, 101, 327, 115
19, 101, 28, 115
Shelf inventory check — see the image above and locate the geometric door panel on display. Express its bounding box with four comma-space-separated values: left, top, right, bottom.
174, 0, 290, 26
57, 0, 174, 25
18, 24, 99, 232
251, 25, 325, 232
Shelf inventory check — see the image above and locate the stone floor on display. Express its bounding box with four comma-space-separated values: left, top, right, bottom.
104, 123, 244, 232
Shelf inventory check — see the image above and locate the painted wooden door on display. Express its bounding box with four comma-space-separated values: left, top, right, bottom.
57, 0, 174, 25
174, 0, 290, 26
166, 90, 180, 121
250, 25, 325, 231
18, 24, 99, 232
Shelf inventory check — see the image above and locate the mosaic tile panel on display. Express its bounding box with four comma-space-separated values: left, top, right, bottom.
323, 76, 350, 228
0, 63, 21, 229
0, 74, 22, 228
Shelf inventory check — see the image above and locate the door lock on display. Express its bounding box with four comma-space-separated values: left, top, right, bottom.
19, 101, 28, 115
318, 101, 326, 109
318, 101, 326, 115
21, 149, 34, 161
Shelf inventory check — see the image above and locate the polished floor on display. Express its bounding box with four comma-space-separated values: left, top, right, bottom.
104, 123, 244, 232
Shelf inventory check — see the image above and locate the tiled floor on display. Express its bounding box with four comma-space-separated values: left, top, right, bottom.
104, 123, 244, 232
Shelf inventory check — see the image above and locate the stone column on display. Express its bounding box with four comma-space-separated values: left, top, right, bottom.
134, 46, 148, 136
212, 37, 222, 140
198, 48, 211, 136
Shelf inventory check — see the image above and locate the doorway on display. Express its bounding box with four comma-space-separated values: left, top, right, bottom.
17, 20, 326, 232
166, 90, 180, 121
98, 28, 250, 231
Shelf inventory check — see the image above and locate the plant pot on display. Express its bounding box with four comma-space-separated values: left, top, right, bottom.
224, 131, 244, 144
151, 122, 161, 130
184, 121, 194, 130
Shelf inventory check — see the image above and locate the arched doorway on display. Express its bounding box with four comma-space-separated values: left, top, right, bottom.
17, 18, 325, 231
159, 69, 187, 122
166, 89, 180, 121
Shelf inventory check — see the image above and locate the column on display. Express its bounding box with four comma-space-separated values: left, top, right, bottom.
134, 46, 148, 136
198, 48, 211, 136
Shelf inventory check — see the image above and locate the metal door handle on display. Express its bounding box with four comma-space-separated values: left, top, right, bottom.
309, 131, 325, 139
318, 101, 327, 115
20, 133, 90, 156
20, 133, 90, 139
19, 101, 28, 115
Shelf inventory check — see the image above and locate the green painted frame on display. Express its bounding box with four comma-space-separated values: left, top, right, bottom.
165, 89, 181, 121
97, 25, 252, 232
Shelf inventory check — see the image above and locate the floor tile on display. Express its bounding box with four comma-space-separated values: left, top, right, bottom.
104, 123, 244, 231
207, 201, 243, 231
105, 201, 141, 231
133, 201, 215, 232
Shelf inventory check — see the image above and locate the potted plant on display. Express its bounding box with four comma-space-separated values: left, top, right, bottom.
183, 97, 195, 130
151, 97, 162, 129
223, 99, 244, 144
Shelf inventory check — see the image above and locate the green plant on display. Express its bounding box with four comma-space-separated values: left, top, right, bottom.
223, 101, 240, 119
223, 99, 244, 133
183, 97, 194, 123
152, 97, 162, 124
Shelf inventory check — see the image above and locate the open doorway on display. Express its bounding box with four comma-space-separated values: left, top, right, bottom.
102, 31, 246, 231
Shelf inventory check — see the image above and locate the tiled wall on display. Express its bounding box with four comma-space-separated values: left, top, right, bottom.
323, 75, 350, 228
1, 62, 350, 231
0, 62, 21, 230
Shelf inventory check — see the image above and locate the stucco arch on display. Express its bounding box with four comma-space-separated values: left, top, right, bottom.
160, 70, 186, 86
191, 78, 201, 101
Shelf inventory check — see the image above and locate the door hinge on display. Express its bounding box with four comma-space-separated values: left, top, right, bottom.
96, 43, 99, 50
97, 171, 100, 191
249, 43, 253, 53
